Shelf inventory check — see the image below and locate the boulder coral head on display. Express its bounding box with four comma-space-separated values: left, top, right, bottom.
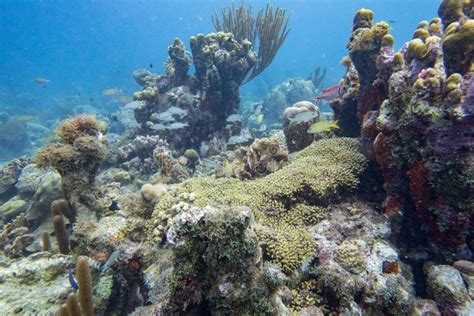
35, 115, 107, 211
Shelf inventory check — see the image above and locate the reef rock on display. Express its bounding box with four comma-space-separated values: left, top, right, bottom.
0, 157, 30, 202
426, 264, 473, 314
0, 253, 74, 314
25, 171, 63, 228
283, 100, 320, 152
164, 204, 273, 315
333, 5, 474, 253
0, 200, 28, 223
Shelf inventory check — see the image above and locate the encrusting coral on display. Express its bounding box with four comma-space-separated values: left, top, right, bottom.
150, 137, 367, 272
35, 115, 107, 211
164, 205, 273, 314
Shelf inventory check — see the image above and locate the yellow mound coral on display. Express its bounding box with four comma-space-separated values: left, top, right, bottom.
408, 38, 429, 60
382, 34, 395, 47
290, 279, 320, 312
413, 29, 430, 41
150, 138, 367, 272
353, 9, 374, 30
256, 220, 316, 272
438, 0, 465, 27
334, 239, 368, 274
442, 19, 474, 75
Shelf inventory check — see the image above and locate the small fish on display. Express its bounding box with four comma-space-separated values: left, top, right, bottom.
156, 113, 177, 122
226, 114, 242, 123
166, 106, 187, 117
167, 122, 189, 129
150, 123, 167, 131
102, 250, 120, 272
102, 88, 121, 96
149, 63, 153, 68
68, 272, 78, 289
382, 260, 400, 274
222, 159, 233, 178
34, 77, 50, 85
116, 95, 131, 104
307, 120, 340, 134
288, 111, 319, 124
255, 113, 264, 125
124, 101, 144, 110
15, 115, 36, 122
315, 82, 343, 101
388, 19, 396, 24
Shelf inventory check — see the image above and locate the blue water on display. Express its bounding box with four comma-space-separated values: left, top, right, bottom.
0, 0, 439, 160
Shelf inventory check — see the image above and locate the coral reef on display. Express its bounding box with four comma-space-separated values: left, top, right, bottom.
113, 134, 189, 182
0, 3, 472, 316
0, 253, 75, 314
150, 138, 367, 267
426, 264, 473, 314
133, 32, 257, 150
35, 115, 107, 211
0, 215, 35, 258
20, 167, 64, 227
332, 5, 474, 255
0, 199, 27, 223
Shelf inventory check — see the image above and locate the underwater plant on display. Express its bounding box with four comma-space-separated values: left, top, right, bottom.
307, 66, 327, 91
212, 3, 291, 83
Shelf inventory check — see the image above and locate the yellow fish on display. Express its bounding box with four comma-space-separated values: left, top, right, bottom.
222, 159, 233, 178
255, 113, 264, 125
34, 77, 50, 85
102, 88, 121, 96
307, 120, 340, 134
